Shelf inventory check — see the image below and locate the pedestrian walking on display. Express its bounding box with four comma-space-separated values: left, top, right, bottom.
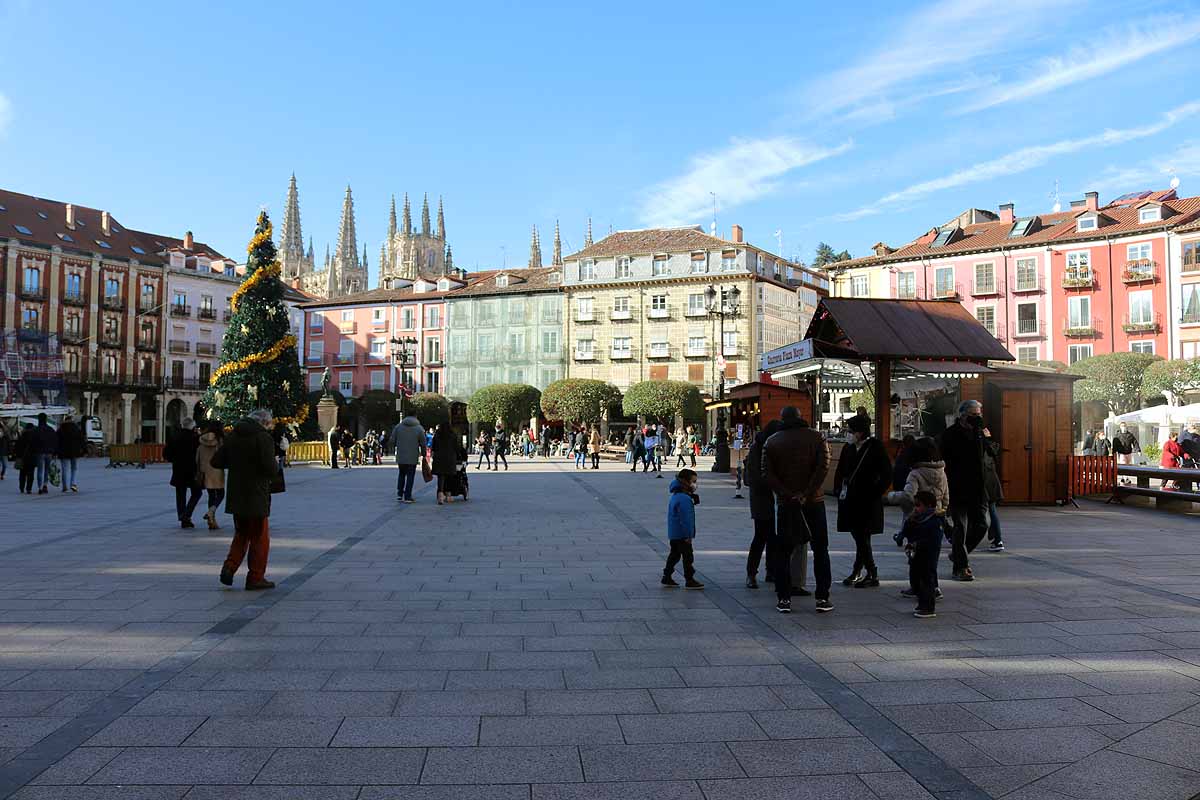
55, 413, 85, 493
1180, 424, 1200, 468
432, 423, 460, 504
31, 413, 56, 494
630, 428, 646, 472
15, 423, 36, 494
674, 428, 689, 468
1112, 422, 1140, 484
834, 413, 892, 589
340, 427, 354, 468
1162, 431, 1184, 490
493, 424, 510, 471
625, 428, 636, 464
984, 434, 1005, 552
0, 426, 9, 482
687, 425, 699, 467
588, 425, 602, 469
216, 409, 279, 590
939, 400, 997, 581
476, 430, 493, 470
327, 425, 341, 469
731, 429, 747, 497
390, 414, 425, 502
661, 468, 704, 589
746, 421, 786, 590
893, 490, 944, 618
886, 437, 947, 603
1092, 429, 1112, 457
164, 418, 202, 528
196, 421, 226, 530
762, 406, 833, 614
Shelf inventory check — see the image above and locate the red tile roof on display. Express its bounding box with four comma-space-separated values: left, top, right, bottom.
0, 188, 227, 264
448, 267, 562, 297
566, 227, 734, 259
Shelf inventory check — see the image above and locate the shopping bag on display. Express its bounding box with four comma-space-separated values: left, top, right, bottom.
421, 457, 433, 483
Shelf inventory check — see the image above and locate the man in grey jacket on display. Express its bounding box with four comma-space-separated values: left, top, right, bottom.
390, 415, 425, 503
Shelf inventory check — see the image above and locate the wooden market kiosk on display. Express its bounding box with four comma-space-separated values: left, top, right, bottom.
764, 298, 1078, 505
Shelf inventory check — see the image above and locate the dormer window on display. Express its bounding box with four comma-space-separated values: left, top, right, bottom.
548, 270, 561, 285
414, 280, 428, 293
1008, 218, 1035, 238
930, 226, 959, 248
1076, 215, 1098, 232
495, 274, 509, 288
1139, 206, 1161, 224
437, 278, 451, 291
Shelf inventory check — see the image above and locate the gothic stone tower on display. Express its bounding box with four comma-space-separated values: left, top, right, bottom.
278, 174, 316, 281
378, 193, 450, 287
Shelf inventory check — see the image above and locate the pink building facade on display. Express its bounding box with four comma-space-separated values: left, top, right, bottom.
844, 189, 1199, 365
300, 277, 464, 398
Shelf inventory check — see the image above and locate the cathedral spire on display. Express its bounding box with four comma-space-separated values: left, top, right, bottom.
324, 243, 330, 269
445, 243, 454, 272
334, 185, 359, 270
421, 193, 431, 236
325, 244, 336, 297
402, 193, 412, 235
436, 196, 445, 241
362, 243, 369, 270
387, 195, 398, 240
306, 236, 314, 262
279, 173, 306, 276
378, 241, 388, 285
552, 219, 563, 266
584, 217, 594, 248
529, 224, 543, 268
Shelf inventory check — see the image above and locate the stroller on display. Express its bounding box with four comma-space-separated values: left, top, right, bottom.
443, 449, 470, 501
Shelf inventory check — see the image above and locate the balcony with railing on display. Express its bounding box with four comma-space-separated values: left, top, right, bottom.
139, 299, 159, 314
574, 309, 596, 323
573, 346, 596, 361
197, 307, 217, 321
136, 337, 158, 352
1062, 268, 1095, 289
722, 344, 740, 357
609, 308, 632, 321
20, 285, 45, 301
1121, 260, 1157, 284
61, 329, 85, 345
1013, 318, 1046, 338
610, 347, 633, 360
647, 344, 671, 359
99, 332, 123, 347
1180, 309, 1200, 325
196, 342, 218, 356
646, 305, 673, 320
102, 295, 125, 311
1182, 254, 1200, 273
165, 376, 204, 391
686, 344, 708, 357
970, 278, 1001, 297
63, 291, 87, 306
169, 303, 191, 318
933, 282, 962, 300
333, 351, 356, 365
168, 339, 191, 354
685, 304, 709, 317
1064, 317, 1102, 338
1122, 313, 1161, 334
1012, 276, 1040, 293
338, 321, 356, 334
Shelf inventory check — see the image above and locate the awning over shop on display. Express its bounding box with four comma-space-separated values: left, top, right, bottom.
897, 360, 996, 378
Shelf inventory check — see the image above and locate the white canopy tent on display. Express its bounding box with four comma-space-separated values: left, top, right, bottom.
1105, 403, 1200, 444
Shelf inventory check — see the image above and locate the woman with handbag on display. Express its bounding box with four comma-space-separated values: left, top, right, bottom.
834, 414, 893, 588
432, 423, 459, 505
197, 421, 226, 530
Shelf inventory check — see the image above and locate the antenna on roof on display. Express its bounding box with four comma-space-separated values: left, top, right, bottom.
709, 192, 718, 237
1169, 167, 1180, 190
1049, 179, 1061, 213
774, 229, 783, 256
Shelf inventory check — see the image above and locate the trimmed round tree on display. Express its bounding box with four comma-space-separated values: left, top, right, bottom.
621, 380, 704, 423
1142, 357, 1200, 406
1068, 352, 1161, 416
202, 211, 307, 428
541, 378, 621, 424
467, 383, 541, 429
407, 392, 451, 429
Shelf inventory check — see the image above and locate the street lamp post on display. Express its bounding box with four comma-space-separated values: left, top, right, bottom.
705, 283, 741, 473
390, 336, 417, 417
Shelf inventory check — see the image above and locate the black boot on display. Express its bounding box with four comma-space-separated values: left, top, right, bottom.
745, 573, 759, 589
841, 570, 860, 587
854, 569, 879, 588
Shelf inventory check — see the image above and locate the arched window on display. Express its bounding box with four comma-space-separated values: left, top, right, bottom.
22, 308, 39, 330
23, 267, 40, 293
105, 277, 120, 299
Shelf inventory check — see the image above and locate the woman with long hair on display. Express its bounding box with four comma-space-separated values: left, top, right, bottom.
432, 423, 460, 504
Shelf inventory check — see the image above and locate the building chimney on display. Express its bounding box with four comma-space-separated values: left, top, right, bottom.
1084, 191, 1099, 212
291, 276, 301, 290
183, 230, 194, 250
65, 204, 76, 229
730, 224, 744, 243
101, 211, 111, 236
998, 203, 1014, 224
872, 242, 895, 257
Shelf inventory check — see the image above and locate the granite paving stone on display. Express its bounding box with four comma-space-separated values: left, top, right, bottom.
960, 698, 1123, 729
255, 747, 426, 785
531, 780, 702, 800
1110, 719, 1200, 771
959, 725, 1111, 765
696, 775, 879, 800
580, 742, 745, 781
86, 715, 205, 746
182, 716, 343, 747
727, 738, 900, 776
421, 745, 583, 784
526, 689, 656, 715
478, 714, 623, 745
331, 715, 480, 746
89, 747, 275, 785
27, 747, 123, 785
616, 712, 766, 743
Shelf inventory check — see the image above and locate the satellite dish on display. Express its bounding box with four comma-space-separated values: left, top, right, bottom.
1052, 201, 1062, 213
1170, 171, 1181, 190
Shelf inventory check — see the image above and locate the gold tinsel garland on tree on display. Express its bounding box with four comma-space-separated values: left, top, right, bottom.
208, 219, 309, 428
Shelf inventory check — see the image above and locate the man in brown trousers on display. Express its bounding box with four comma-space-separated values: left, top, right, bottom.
215, 408, 279, 590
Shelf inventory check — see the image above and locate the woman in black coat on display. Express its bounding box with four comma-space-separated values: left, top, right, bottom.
834, 414, 892, 588
744, 421, 781, 588
164, 419, 202, 528
431, 423, 459, 505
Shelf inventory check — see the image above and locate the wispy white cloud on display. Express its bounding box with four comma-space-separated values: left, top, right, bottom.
0, 93, 11, 136
803, 0, 1068, 121
961, 17, 1200, 113
1087, 141, 1200, 197
834, 100, 1200, 221
638, 137, 852, 227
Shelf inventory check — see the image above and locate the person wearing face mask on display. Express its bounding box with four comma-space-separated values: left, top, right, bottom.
834, 413, 893, 588
939, 400, 998, 581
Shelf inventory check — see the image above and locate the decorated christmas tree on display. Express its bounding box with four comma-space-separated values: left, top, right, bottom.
202, 211, 308, 428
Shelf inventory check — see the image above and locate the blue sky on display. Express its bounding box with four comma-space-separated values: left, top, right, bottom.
2, 0, 1199, 277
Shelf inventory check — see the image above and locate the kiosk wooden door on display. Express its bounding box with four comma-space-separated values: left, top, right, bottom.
999, 389, 1057, 503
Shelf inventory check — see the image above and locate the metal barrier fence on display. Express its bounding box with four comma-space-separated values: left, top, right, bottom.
107, 443, 166, 468
1069, 455, 1116, 499
286, 441, 329, 465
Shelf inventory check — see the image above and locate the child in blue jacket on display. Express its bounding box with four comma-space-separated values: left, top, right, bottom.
662, 469, 704, 589
894, 490, 943, 618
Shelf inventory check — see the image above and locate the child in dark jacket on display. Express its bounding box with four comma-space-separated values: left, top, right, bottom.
662, 469, 704, 589
894, 490, 943, 618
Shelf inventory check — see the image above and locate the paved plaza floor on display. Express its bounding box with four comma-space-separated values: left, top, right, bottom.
1, 456, 1199, 799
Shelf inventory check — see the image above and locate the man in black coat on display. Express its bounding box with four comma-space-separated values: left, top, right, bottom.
32, 413, 57, 494
164, 418, 202, 528
939, 400, 999, 581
